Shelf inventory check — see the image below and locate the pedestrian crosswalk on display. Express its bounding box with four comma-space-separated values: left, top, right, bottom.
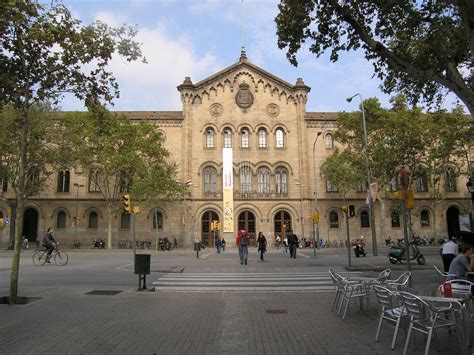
152, 271, 358, 292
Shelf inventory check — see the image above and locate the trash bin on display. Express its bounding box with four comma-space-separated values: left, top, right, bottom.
134, 254, 150, 275
194, 242, 201, 252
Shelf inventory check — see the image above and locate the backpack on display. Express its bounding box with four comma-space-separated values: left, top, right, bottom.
240, 234, 248, 246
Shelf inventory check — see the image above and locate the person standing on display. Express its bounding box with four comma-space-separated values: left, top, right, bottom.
236, 228, 250, 265
42, 227, 57, 263
215, 237, 222, 254
283, 235, 288, 253
288, 230, 298, 259
441, 236, 458, 272
257, 232, 267, 261
221, 238, 226, 252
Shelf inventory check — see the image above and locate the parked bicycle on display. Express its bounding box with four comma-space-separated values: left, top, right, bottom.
32, 246, 68, 266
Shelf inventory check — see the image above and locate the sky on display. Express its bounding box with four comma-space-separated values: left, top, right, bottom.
59, 0, 463, 113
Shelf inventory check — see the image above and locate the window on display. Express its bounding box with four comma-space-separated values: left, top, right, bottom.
257, 168, 270, 194
206, 128, 215, 148
27, 169, 40, 186
356, 181, 367, 192
275, 167, 288, 195
56, 211, 66, 229
258, 129, 267, 148
57, 170, 70, 192
203, 167, 217, 194
420, 209, 430, 227
120, 212, 130, 230
388, 176, 399, 192
275, 128, 284, 148
325, 133, 334, 149
152, 210, 163, 230
326, 179, 338, 192
415, 169, 429, 192
239, 163, 252, 196
119, 171, 132, 193
445, 168, 457, 192
88, 170, 101, 192
224, 129, 232, 148
360, 210, 370, 228
329, 211, 339, 228
391, 211, 400, 228
88, 211, 98, 229
241, 129, 249, 148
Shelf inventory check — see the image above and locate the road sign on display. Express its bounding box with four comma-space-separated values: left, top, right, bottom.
3, 217, 8, 225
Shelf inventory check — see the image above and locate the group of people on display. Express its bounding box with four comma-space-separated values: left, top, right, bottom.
441, 236, 474, 281
235, 229, 299, 264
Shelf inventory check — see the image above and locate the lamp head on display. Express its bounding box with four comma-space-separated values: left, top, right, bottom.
346, 97, 353, 103
317, 131, 322, 136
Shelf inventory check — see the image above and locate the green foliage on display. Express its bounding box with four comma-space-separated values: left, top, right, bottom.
275, 0, 473, 114
320, 148, 365, 198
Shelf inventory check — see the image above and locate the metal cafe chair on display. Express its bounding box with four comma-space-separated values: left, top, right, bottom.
386, 271, 412, 292
328, 269, 346, 312
377, 268, 392, 284
338, 278, 369, 321
373, 285, 407, 350
398, 291, 458, 355
433, 264, 456, 282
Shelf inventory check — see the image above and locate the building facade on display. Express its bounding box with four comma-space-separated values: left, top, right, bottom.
0, 52, 471, 248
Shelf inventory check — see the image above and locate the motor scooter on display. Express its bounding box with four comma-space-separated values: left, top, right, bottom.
388, 240, 425, 265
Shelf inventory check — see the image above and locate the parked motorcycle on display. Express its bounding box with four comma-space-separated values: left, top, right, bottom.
388, 240, 425, 265
353, 241, 366, 257
92, 238, 105, 249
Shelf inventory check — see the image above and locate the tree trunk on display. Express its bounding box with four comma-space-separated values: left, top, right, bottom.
432, 199, 438, 240
107, 206, 113, 249
7, 200, 17, 250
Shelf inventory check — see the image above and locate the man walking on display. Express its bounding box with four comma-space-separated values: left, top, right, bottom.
236, 228, 250, 265
441, 236, 458, 272
287, 230, 298, 259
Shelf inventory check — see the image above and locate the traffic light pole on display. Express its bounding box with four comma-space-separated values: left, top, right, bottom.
344, 211, 351, 267
131, 213, 136, 268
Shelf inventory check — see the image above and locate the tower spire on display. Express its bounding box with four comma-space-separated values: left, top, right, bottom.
240, 0, 246, 59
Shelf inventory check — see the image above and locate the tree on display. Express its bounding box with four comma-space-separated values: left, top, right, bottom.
275, 0, 474, 114
0, 0, 144, 304
61, 105, 181, 249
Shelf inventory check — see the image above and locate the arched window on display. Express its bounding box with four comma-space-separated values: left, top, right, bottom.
274, 210, 292, 234
415, 168, 429, 192
56, 211, 66, 229
391, 211, 400, 228
203, 167, 217, 194
258, 129, 267, 148
445, 168, 457, 192
239, 163, 252, 196
241, 128, 249, 148
360, 210, 370, 228
152, 210, 163, 230
329, 211, 339, 228
120, 212, 130, 230
223, 128, 232, 148
275, 128, 285, 148
420, 209, 430, 227
257, 168, 270, 194
388, 176, 399, 192
275, 167, 288, 195
88, 211, 98, 229
357, 181, 367, 192
325, 133, 334, 149
206, 128, 215, 148
57, 170, 70, 192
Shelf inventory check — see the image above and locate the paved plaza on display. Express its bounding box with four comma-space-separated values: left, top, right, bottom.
0, 246, 470, 354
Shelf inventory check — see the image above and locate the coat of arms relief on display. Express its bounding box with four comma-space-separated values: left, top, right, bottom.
235, 82, 254, 112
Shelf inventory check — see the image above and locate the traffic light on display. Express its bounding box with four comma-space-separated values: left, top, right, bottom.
341, 205, 348, 214
211, 221, 216, 231
0, 218, 3, 228
121, 194, 132, 213
348, 205, 355, 218
313, 209, 319, 224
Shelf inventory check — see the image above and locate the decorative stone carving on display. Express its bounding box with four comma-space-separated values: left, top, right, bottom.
209, 103, 223, 117
266, 103, 280, 117
235, 82, 254, 110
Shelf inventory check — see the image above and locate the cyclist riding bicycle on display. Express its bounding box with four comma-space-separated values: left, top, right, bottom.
42, 227, 57, 263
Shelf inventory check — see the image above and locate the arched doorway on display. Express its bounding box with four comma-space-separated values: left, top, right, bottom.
201, 210, 219, 247
237, 210, 256, 246
274, 210, 292, 237
23, 208, 39, 243
446, 206, 460, 238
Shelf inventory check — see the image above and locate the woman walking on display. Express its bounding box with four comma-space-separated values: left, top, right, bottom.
257, 232, 267, 261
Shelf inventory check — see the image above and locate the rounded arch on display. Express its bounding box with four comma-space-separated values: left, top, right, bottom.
267, 204, 297, 223
195, 204, 222, 222
255, 123, 271, 132
146, 207, 168, 221
218, 123, 237, 133
255, 161, 273, 171
198, 161, 220, 175
200, 209, 221, 247
50, 207, 71, 219
24, 200, 45, 218
82, 207, 103, 219
273, 209, 294, 236
234, 204, 263, 222
271, 123, 290, 134
200, 123, 219, 133
272, 161, 294, 176
232, 72, 257, 89
236, 123, 253, 133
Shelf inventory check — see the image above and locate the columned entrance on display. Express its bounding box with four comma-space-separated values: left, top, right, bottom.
237, 210, 256, 246
274, 210, 292, 237
23, 208, 39, 243
446, 206, 460, 237
201, 210, 219, 247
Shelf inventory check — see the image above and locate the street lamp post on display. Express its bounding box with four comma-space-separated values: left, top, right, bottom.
181, 180, 192, 250
73, 183, 84, 240
295, 182, 306, 243
346, 93, 378, 256
192, 184, 199, 245
312, 131, 323, 257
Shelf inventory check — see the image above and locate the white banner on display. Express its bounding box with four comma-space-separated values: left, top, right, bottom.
223, 148, 234, 232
